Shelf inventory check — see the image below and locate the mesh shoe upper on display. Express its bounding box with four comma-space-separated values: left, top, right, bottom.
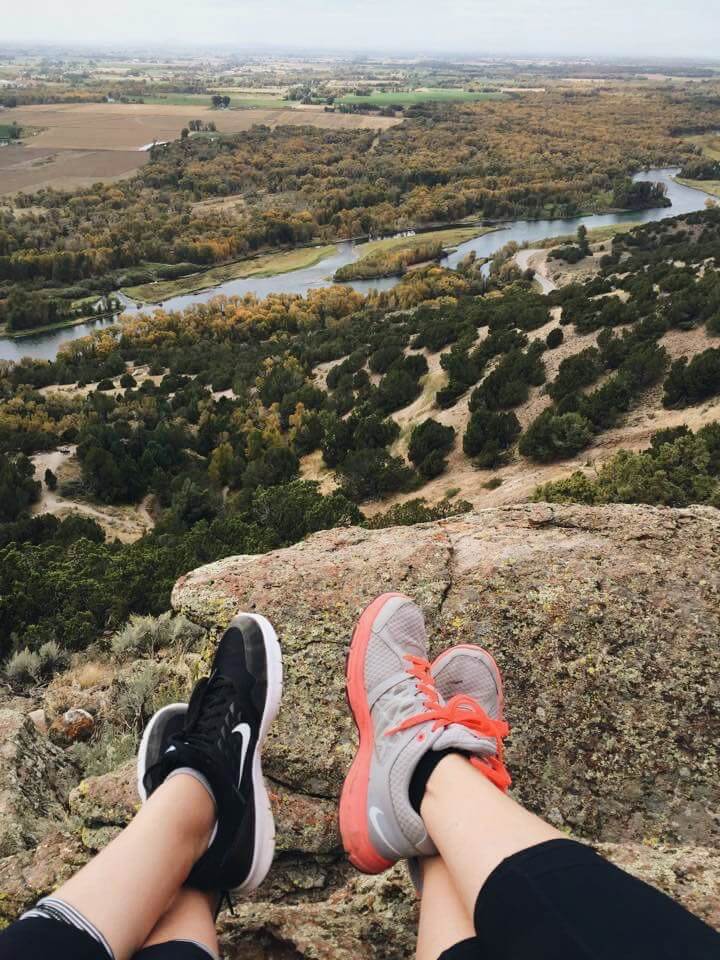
432, 645, 511, 792
361, 598, 506, 863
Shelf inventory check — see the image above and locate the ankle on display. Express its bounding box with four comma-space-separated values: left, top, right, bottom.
420, 752, 476, 818
410, 749, 467, 815
153, 773, 217, 854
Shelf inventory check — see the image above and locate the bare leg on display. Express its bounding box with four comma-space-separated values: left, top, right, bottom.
415, 856, 475, 960
421, 754, 563, 917
54, 773, 215, 960
140, 888, 219, 957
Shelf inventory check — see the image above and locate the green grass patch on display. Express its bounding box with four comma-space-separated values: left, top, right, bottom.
338, 88, 506, 107
228, 96, 290, 110
122, 245, 337, 302
334, 226, 498, 282
138, 92, 289, 109
135, 94, 214, 106
676, 177, 720, 199
531, 221, 641, 249
357, 225, 498, 258
685, 133, 720, 162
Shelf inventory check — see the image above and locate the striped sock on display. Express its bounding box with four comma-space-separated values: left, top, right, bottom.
20, 896, 115, 959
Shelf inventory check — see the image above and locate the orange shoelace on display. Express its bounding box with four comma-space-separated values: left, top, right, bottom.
386, 655, 512, 792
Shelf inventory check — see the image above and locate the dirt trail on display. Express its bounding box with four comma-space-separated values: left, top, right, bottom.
514, 248, 557, 293
31, 446, 155, 543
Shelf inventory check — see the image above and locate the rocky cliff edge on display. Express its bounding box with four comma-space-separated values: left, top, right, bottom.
1, 503, 718, 956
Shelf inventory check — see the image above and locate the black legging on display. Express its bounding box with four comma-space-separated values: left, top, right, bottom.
0, 919, 211, 959
1, 841, 718, 960
441, 839, 720, 959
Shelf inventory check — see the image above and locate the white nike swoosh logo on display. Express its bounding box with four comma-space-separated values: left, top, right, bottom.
232, 722, 252, 787
369, 805, 404, 857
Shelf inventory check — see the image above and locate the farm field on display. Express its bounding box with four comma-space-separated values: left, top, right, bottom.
0, 143, 149, 195
0, 103, 400, 193
338, 87, 508, 106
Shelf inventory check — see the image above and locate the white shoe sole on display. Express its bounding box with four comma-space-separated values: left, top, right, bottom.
233, 611, 283, 893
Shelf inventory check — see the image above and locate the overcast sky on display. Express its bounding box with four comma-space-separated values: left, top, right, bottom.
4, 0, 719, 59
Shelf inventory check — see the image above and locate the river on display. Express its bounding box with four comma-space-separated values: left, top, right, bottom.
0, 169, 710, 362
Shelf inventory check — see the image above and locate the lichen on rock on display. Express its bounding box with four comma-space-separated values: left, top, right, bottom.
172, 504, 720, 951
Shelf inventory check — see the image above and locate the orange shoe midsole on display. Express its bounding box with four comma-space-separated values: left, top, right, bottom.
338, 592, 407, 874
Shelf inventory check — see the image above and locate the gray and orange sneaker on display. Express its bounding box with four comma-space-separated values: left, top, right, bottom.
339, 594, 509, 874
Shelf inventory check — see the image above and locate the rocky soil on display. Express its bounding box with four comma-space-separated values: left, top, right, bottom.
0, 503, 718, 956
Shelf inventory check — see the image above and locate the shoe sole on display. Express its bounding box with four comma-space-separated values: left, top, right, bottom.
339, 592, 407, 874
232, 612, 283, 894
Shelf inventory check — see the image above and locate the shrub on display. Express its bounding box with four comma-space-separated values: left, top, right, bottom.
242, 446, 299, 490
0, 452, 41, 522
369, 345, 403, 373
5, 648, 41, 687
535, 433, 720, 507
96, 378, 115, 391
37, 640, 68, 675
365, 497, 472, 529
338, 448, 415, 501
482, 476, 504, 490
251, 480, 361, 542
469, 345, 545, 412
120, 372, 137, 389
663, 349, 720, 408
68, 727, 138, 778
545, 328, 564, 349
549, 244, 585, 264
293, 413, 324, 455
548, 348, 602, 401
111, 612, 203, 659
326, 350, 367, 390
403, 354, 429, 380
4, 636, 69, 688
409, 419, 456, 479
519, 410, 593, 463
463, 409, 521, 467
376, 367, 422, 414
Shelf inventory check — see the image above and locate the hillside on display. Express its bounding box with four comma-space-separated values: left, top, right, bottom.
0, 504, 717, 956
356, 216, 720, 513
5, 209, 720, 669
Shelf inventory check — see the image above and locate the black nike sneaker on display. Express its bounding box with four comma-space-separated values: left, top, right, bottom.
138, 612, 283, 893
